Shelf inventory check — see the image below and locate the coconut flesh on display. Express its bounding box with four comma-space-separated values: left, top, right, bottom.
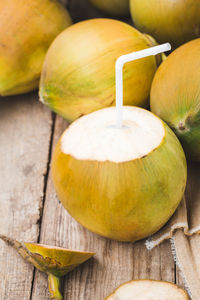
52, 106, 187, 242
61, 106, 165, 163
105, 280, 189, 300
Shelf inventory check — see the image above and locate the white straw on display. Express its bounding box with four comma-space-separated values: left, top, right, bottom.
115, 43, 171, 128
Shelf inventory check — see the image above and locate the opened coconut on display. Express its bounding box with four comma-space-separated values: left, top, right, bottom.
52, 106, 186, 242
151, 39, 200, 161
88, 0, 129, 16
105, 280, 189, 300
0, 0, 71, 96
39, 18, 160, 122
0, 235, 94, 300
130, 0, 200, 49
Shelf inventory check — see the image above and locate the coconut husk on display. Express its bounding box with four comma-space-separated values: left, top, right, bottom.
146, 161, 200, 299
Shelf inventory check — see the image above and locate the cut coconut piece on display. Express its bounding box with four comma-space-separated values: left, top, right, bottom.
61, 106, 165, 163
106, 280, 189, 300
0, 235, 94, 300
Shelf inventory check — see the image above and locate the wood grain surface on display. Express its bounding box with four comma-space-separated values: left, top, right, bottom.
0, 93, 52, 299
0, 1, 186, 299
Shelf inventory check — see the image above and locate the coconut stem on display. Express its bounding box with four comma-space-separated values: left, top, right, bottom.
0, 234, 30, 260
48, 274, 63, 300
0, 234, 43, 270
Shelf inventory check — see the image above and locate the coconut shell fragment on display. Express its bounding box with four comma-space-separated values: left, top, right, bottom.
105, 280, 189, 300
0, 235, 95, 300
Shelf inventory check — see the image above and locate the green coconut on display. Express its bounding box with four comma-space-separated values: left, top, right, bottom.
39, 18, 160, 123
88, 0, 129, 16
0, 235, 94, 300
130, 0, 200, 49
105, 280, 189, 300
0, 0, 71, 96
51, 106, 187, 242
151, 39, 200, 161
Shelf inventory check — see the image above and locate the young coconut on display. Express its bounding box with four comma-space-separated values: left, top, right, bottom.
0, 235, 94, 300
39, 18, 161, 123
130, 0, 200, 49
151, 39, 200, 161
0, 0, 71, 96
105, 280, 189, 300
51, 44, 187, 242
88, 0, 129, 16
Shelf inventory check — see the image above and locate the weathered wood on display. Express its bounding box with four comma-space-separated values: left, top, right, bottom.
132, 241, 174, 282
31, 116, 175, 300
0, 93, 52, 300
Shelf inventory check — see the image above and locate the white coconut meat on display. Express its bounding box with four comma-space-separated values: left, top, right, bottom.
107, 280, 188, 300
61, 106, 165, 163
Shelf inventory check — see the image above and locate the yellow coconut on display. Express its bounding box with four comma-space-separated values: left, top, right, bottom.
151, 39, 200, 161
88, 0, 129, 16
105, 280, 189, 300
0, 235, 94, 300
39, 19, 160, 123
130, 0, 200, 49
0, 0, 71, 96
52, 106, 187, 242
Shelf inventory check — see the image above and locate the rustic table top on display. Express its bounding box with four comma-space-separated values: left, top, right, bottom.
0, 1, 185, 299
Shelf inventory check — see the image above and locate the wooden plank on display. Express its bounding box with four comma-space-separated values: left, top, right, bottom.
0, 93, 53, 300
31, 116, 175, 300
132, 241, 174, 282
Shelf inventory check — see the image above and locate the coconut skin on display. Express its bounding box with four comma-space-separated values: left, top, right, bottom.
88, 0, 129, 16
151, 39, 200, 161
0, 0, 71, 96
39, 19, 159, 123
0, 235, 94, 300
105, 280, 189, 300
52, 107, 187, 242
130, 0, 200, 49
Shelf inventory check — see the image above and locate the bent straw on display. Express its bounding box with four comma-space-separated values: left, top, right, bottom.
115, 43, 171, 128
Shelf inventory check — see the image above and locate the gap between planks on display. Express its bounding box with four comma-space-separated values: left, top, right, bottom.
29, 112, 56, 300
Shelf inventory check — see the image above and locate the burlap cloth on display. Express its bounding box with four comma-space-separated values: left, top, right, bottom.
145, 161, 200, 299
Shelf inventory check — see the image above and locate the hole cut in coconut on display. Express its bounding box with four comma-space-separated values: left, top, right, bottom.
61, 106, 165, 163
106, 280, 188, 300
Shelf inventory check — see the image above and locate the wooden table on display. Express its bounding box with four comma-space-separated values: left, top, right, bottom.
0, 1, 185, 299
